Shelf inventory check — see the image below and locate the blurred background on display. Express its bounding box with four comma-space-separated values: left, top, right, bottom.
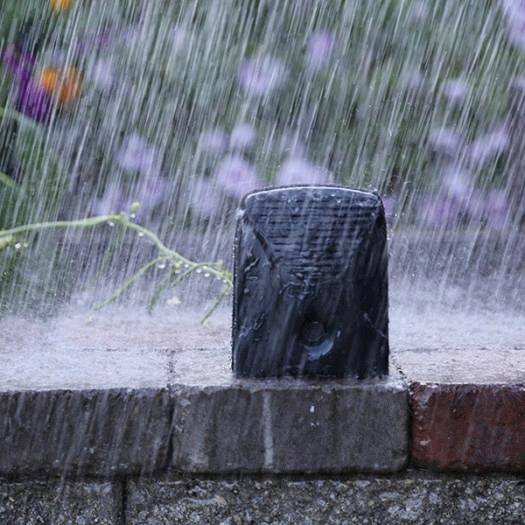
0, 0, 523, 317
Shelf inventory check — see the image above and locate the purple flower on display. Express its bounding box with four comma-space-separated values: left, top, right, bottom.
442, 78, 469, 104
483, 189, 509, 229
239, 56, 287, 96
90, 59, 114, 92
463, 188, 510, 228
463, 190, 485, 221
92, 183, 128, 215
276, 156, 332, 186
1, 45, 52, 123
187, 178, 221, 218
116, 134, 160, 175
428, 127, 464, 157
467, 124, 509, 167
134, 175, 170, 210
402, 70, 426, 92
230, 123, 256, 150
93, 176, 170, 216
306, 31, 335, 70
214, 155, 259, 198
418, 195, 462, 227
442, 167, 471, 200
198, 128, 227, 155
15, 77, 53, 123
170, 26, 192, 54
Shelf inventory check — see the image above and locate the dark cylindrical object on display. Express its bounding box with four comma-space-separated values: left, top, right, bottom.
232, 186, 389, 379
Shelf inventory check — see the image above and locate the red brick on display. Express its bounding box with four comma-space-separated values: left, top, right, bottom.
395, 349, 525, 472
410, 383, 525, 472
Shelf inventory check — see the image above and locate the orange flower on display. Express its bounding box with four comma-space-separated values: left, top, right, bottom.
50, 0, 73, 12
39, 66, 81, 104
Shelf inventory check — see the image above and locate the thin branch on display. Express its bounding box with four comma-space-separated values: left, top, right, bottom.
91, 256, 167, 311
147, 264, 202, 313
0, 171, 18, 190
201, 285, 231, 326
0, 215, 118, 238
0, 211, 233, 320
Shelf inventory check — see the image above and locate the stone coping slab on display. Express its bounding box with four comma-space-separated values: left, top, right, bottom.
1, 309, 523, 476
170, 375, 408, 474
0, 318, 408, 475
394, 349, 525, 473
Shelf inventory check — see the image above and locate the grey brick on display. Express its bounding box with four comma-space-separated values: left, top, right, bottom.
0, 388, 172, 476
170, 366, 408, 473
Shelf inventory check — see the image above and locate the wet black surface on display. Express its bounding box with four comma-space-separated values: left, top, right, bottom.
233, 186, 389, 379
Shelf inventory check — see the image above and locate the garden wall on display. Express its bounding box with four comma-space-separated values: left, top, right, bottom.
0, 326, 523, 524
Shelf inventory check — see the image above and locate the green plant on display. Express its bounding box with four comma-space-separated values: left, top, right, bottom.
0, 205, 233, 322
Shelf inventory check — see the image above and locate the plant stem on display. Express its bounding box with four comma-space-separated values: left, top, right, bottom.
0, 214, 118, 238
92, 256, 167, 311
201, 285, 231, 325
0, 171, 18, 190
0, 212, 233, 320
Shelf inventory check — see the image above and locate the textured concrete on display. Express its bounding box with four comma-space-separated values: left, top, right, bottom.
395, 349, 525, 384
394, 349, 525, 473
127, 474, 525, 525
0, 480, 121, 525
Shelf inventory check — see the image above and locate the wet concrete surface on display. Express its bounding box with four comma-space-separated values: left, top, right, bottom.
0, 304, 522, 476
0, 309, 408, 476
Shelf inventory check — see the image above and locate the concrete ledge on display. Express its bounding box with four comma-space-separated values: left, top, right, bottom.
2, 312, 523, 477
126, 474, 525, 524
0, 332, 408, 476
0, 480, 121, 524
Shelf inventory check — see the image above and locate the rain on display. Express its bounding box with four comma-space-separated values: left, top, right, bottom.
0, 1, 524, 520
